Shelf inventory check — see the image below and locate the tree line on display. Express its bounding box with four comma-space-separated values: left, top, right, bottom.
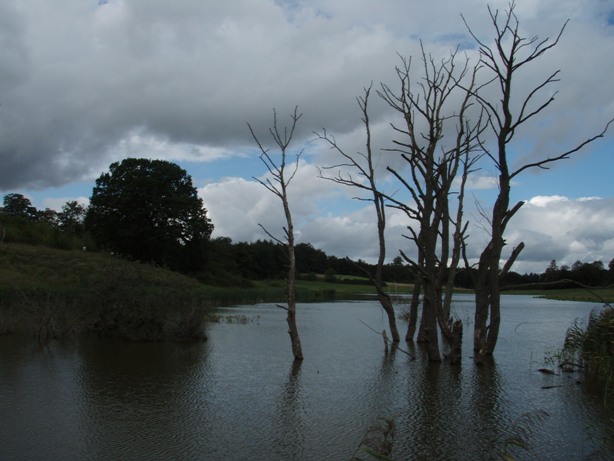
5, 190, 609, 292
0, 190, 411, 280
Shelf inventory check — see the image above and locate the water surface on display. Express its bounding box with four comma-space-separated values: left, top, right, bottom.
1, 295, 612, 460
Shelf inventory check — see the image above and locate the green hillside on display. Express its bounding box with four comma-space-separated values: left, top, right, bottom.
0, 243, 212, 341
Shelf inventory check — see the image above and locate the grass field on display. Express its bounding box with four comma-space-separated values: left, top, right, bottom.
1, 243, 611, 341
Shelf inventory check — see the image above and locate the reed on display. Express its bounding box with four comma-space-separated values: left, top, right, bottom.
563, 306, 614, 400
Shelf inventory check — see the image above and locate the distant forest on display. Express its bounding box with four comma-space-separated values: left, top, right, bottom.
1, 192, 612, 289
205, 237, 614, 290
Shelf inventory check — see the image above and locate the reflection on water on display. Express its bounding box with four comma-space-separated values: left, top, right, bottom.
1, 295, 612, 460
77, 339, 213, 460
274, 361, 305, 460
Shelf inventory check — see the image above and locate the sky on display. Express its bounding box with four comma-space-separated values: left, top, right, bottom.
1, 0, 613, 274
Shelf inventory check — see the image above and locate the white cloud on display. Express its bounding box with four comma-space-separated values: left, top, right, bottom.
42, 197, 90, 212
500, 196, 614, 273
200, 161, 345, 243
525, 195, 569, 207
465, 174, 499, 191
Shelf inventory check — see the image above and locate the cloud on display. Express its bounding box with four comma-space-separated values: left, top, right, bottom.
525, 195, 569, 207
498, 196, 614, 273
42, 196, 90, 212
200, 161, 346, 243
203, 157, 614, 274
0, 0, 403, 190
1, 0, 612, 193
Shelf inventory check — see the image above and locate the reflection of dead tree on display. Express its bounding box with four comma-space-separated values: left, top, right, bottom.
249, 107, 304, 361
316, 84, 400, 344
462, 2, 613, 362
379, 45, 484, 363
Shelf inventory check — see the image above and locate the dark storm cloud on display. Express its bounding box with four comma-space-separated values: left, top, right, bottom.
0, 0, 410, 191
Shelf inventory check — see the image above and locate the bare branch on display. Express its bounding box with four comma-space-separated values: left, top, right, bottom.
500, 242, 525, 278
511, 119, 614, 178
258, 223, 284, 246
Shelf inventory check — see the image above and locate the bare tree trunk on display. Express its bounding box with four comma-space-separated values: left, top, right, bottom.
419, 223, 442, 361
473, 270, 490, 357
249, 107, 304, 362
473, 191, 509, 361
377, 291, 400, 343
374, 186, 400, 343
379, 46, 482, 363
317, 85, 400, 344
421, 283, 441, 362
284, 196, 303, 361
405, 280, 421, 341
463, 3, 612, 361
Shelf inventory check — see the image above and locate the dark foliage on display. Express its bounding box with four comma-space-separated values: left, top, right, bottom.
538, 259, 612, 288
201, 237, 412, 285
85, 158, 213, 272
0, 210, 94, 251
2, 193, 38, 221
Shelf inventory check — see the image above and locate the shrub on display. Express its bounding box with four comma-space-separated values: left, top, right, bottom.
324, 268, 337, 283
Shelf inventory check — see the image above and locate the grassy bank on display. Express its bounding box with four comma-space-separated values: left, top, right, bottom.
0, 243, 215, 341
0, 243, 402, 303
0, 243, 403, 341
503, 287, 614, 304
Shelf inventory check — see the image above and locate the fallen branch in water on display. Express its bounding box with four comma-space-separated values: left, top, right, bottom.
537, 368, 556, 375
559, 360, 583, 369
359, 319, 415, 360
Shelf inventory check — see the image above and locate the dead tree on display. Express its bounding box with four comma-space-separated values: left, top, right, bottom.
379, 45, 484, 362
463, 2, 613, 361
249, 107, 304, 361
316, 84, 401, 344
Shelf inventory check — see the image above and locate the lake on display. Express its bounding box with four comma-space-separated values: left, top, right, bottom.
1, 295, 612, 460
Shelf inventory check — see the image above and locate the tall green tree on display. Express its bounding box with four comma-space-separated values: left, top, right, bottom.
2, 193, 38, 221
85, 158, 213, 271
58, 200, 87, 234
